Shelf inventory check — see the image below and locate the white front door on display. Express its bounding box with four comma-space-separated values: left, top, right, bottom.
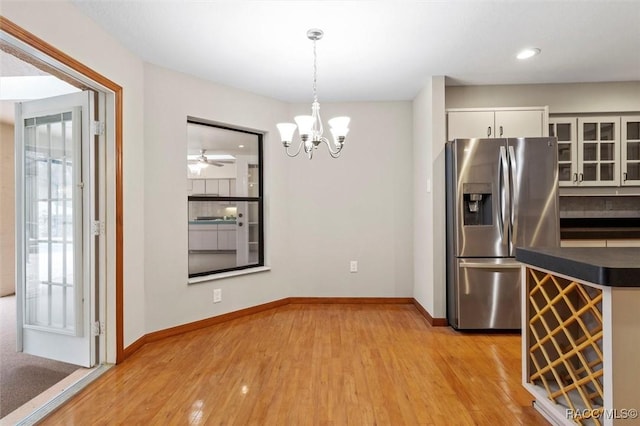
15, 91, 96, 367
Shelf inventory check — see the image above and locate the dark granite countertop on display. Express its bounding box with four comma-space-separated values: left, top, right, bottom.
515, 247, 640, 287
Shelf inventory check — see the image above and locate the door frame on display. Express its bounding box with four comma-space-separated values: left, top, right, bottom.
0, 16, 125, 363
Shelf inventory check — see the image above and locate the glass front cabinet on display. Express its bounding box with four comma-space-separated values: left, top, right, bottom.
622, 116, 640, 186
577, 116, 620, 187
550, 115, 640, 187
549, 118, 578, 186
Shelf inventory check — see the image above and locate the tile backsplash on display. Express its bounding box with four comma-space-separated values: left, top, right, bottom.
560, 196, 640, 218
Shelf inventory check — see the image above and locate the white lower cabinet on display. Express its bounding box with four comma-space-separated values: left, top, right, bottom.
561, 239, 640, 248
188, 225, 218, 250
605, 239, 640, 247
560, 239, 607, 248
217, 224, 237, 250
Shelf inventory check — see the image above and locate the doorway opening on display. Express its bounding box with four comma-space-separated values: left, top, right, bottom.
0, 17, 123, 422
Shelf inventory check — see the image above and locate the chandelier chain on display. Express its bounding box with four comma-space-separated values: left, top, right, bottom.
312, 38, 318, 102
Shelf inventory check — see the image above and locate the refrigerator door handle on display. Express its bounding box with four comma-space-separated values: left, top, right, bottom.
459, 261, 521, 269
499, 146, 510, 247
508, 145, 518, 253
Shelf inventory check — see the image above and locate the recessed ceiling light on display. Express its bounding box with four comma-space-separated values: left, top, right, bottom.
517, 48, 541, 60
238, 145, 244, 148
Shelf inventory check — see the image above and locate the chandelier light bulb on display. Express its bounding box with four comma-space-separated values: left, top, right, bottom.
294, 115, 314, 139
276, 123, 297, 144
328, 116, 350, 136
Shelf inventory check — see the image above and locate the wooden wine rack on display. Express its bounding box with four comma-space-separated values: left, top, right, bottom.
526, 268, 604, 425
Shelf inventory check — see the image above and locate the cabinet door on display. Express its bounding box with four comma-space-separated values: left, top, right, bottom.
229, 179, 236, 196
606, 239, 640, 247
191, 179, 205, 195
188, 230, 202, 250
621, 116, 640, 186
202, 228, 218, 250
217, 224, 236, 250
188, 228, 218, 250
560, 239, 607, 248
205, 179, 219, 195
577, 117, 620, 186
549, 118, 578, 187
495, 110, 545, 138
218, 179, 230, 196
447, 111, 495, 140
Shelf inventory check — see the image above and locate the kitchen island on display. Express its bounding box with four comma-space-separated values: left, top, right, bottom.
515, 247, 640, 426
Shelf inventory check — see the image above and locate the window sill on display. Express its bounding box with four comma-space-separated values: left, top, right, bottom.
188, 266, 271, 285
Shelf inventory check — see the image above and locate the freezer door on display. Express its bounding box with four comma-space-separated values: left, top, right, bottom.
450, 139, 510, 257
453, 258, 522, 330
508, 138, 560, 254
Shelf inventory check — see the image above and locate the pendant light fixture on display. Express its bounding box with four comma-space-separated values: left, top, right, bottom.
277, 29, 350, 159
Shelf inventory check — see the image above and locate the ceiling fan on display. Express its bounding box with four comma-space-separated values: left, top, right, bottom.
188, 149, 234, 168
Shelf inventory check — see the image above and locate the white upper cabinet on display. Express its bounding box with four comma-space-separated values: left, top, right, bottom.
494, 110, 547, 138
447, 110, 495, 138
549, 118, 578, 187
447, 107, 548, 141
621, 116, 640, 186
577, 117, 620, 187
205, 179, 220, 195
192, 179, 205, 195
555, 115, 640, 187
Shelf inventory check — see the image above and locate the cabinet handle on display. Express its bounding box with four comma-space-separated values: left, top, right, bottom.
487, 127, 492, 137
578, 173, 584, 182
572, 173, 578, 182
499, 125, 504, 137
623, 172, 628, 181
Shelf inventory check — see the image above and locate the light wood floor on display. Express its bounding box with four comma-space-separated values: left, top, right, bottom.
41, 304, 548, 425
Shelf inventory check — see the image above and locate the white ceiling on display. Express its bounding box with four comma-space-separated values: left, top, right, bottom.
71, 0, 640, 103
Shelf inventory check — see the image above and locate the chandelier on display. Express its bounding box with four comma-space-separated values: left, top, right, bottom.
277, 29, 350, 159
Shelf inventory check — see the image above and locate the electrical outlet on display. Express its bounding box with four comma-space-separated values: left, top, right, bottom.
350, 261, 358, 273
213, 288, 222, 303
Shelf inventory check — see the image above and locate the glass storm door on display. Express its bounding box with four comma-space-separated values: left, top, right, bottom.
15, 91, 95, 367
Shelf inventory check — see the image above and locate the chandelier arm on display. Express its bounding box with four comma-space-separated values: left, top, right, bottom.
320, 137, 343, 157
284, 140, 305, 158
328, 149, 342, 159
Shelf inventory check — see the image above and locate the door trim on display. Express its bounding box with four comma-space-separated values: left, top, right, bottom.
0, 16, 125, 362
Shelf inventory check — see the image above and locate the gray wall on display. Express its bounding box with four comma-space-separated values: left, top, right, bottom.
143, 63, 415, 333
413, 77, 447, 319
446, 82, 640, 114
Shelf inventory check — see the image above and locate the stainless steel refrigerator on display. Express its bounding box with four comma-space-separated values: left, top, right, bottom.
445, 138, 560, 330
